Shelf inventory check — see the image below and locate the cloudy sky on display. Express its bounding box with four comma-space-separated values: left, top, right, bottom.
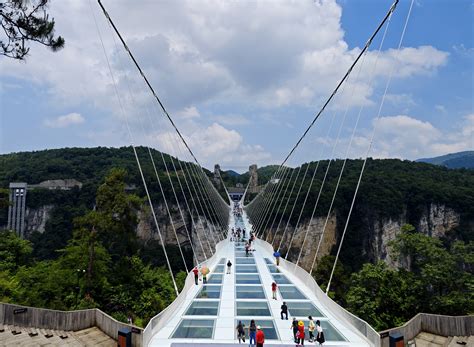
1, 0, 472, 171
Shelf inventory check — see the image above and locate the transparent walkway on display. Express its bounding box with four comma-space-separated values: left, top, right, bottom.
147, 206, 373, 346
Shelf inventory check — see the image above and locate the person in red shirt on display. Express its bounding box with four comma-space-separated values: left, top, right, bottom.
297, 321, 305, 346
256, 326, 265, 347
192, 267, 199, 285
271, 282, 278, 300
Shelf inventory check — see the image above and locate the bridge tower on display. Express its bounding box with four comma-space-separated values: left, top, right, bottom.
7, 182, 27, 238
213, 164, 221, 187
248, 164, 258, 193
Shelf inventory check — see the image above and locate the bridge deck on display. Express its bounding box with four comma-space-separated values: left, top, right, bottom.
148, 210, 371, 346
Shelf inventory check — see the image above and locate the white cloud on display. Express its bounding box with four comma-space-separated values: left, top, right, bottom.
44, 113, 85, 128
0, 0, 453, 165
368, 114, 473, 159
176, 106, 200, 119
213, 114, 250, 126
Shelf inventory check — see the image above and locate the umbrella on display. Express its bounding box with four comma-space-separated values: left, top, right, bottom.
201, 266, 209, 275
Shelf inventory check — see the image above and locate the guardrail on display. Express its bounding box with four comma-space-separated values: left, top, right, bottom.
379, 313, 474, 346
255, 238, 381, 347
142, 235, 228, 346
0, 302, 143, 346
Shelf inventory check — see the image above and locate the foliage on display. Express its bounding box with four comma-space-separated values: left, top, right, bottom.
344, 224, 474, 331
0, 0, 64, 59
0, 169, 183, 326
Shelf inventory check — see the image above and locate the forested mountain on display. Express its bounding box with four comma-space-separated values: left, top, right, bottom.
417, 150, 474, 169
1, 147, 473, 330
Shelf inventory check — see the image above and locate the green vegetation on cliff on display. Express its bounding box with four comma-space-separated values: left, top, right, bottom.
0, 168, 186, 326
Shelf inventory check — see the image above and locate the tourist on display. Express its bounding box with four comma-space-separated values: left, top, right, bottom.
280, 302, 288, 320
291, 318, 298, 343
308, 316, 315, 342
236, 320, 245, 343
201, 269, 208, 284
315, 320, 325, 346
192, 266, 199, 285
249, 319, 257, 346
271, 281, 278, 300
297, 320, 305, 346
245, 243, 250, 257
273, 250, 281, 266
227, 260, 233, 274
256, 325, 265, 347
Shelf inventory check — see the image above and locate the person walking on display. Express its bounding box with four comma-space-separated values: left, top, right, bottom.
249, 319, 257, 347
271, 281, 278, 300
291, 318, 298, 343
308, 316, 315, 342
315, 320, 325, 346
227, 260, 233, 274
256, 326, 265, 347
280, 302, 288, 320
297, 320, 305, 346
273, 250, 281, 266
245, 243, 250, 257
236, 320, 245, 343
192, 266, 199, 285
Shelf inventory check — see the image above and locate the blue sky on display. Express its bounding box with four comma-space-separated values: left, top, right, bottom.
0, 0, 472, 172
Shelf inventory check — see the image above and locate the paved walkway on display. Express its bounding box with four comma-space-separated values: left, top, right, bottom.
0, 325, 115, 346
149, 208, 371, 346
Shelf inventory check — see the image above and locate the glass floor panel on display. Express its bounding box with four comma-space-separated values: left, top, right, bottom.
299, 320, 346, 341
271, 274, 292, 285
236, 251, 252, 257
185, 301, 219, 316
236, 265, 259, 273
236, 285, 266, 299
235, 247, 245, 251
195, 285, 222, 299
264, 258, 273, 264
213, 265, 225, 273
171, 319, 215, 339
234, 319, 279, 340
236, 274, 261, 284
217, 258, 226, 264
267, 265, 281, 273
287, 302, 325, 317
207, 274, 223, 284
236, 301, 271, 316
236, 258, 256, 265
278, 286, 308, 300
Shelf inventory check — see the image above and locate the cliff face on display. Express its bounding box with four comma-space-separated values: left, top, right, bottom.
14, 201, 463, 269
9, 202, 221, 264
136, 203, 222, 263
264, 203, 462, 272
372, 203, 460, 267
24, 205, 54, 237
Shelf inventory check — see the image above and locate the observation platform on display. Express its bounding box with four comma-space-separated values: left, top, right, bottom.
146, 205, 375, 347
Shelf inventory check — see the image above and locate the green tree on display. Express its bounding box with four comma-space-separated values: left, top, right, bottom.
313, 255, 351, 302
0, 0, 64, 59
345, 261, 419, 330
0, 230, 32, 271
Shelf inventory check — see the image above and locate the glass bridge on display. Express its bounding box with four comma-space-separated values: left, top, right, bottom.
144, 204, 376, 346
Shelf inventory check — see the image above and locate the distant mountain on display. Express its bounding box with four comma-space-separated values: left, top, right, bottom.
417, 151, 474, 169
224, 170, 240, 177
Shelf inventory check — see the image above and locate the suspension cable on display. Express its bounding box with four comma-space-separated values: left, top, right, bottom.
88, 0, 179, 294
326, 0, 415, 294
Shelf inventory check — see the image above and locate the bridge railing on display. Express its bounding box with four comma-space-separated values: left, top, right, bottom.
0, 302, 143, 346
255, 238, 381, 347
379, 313, 473, 347
142, 235, 228, 347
